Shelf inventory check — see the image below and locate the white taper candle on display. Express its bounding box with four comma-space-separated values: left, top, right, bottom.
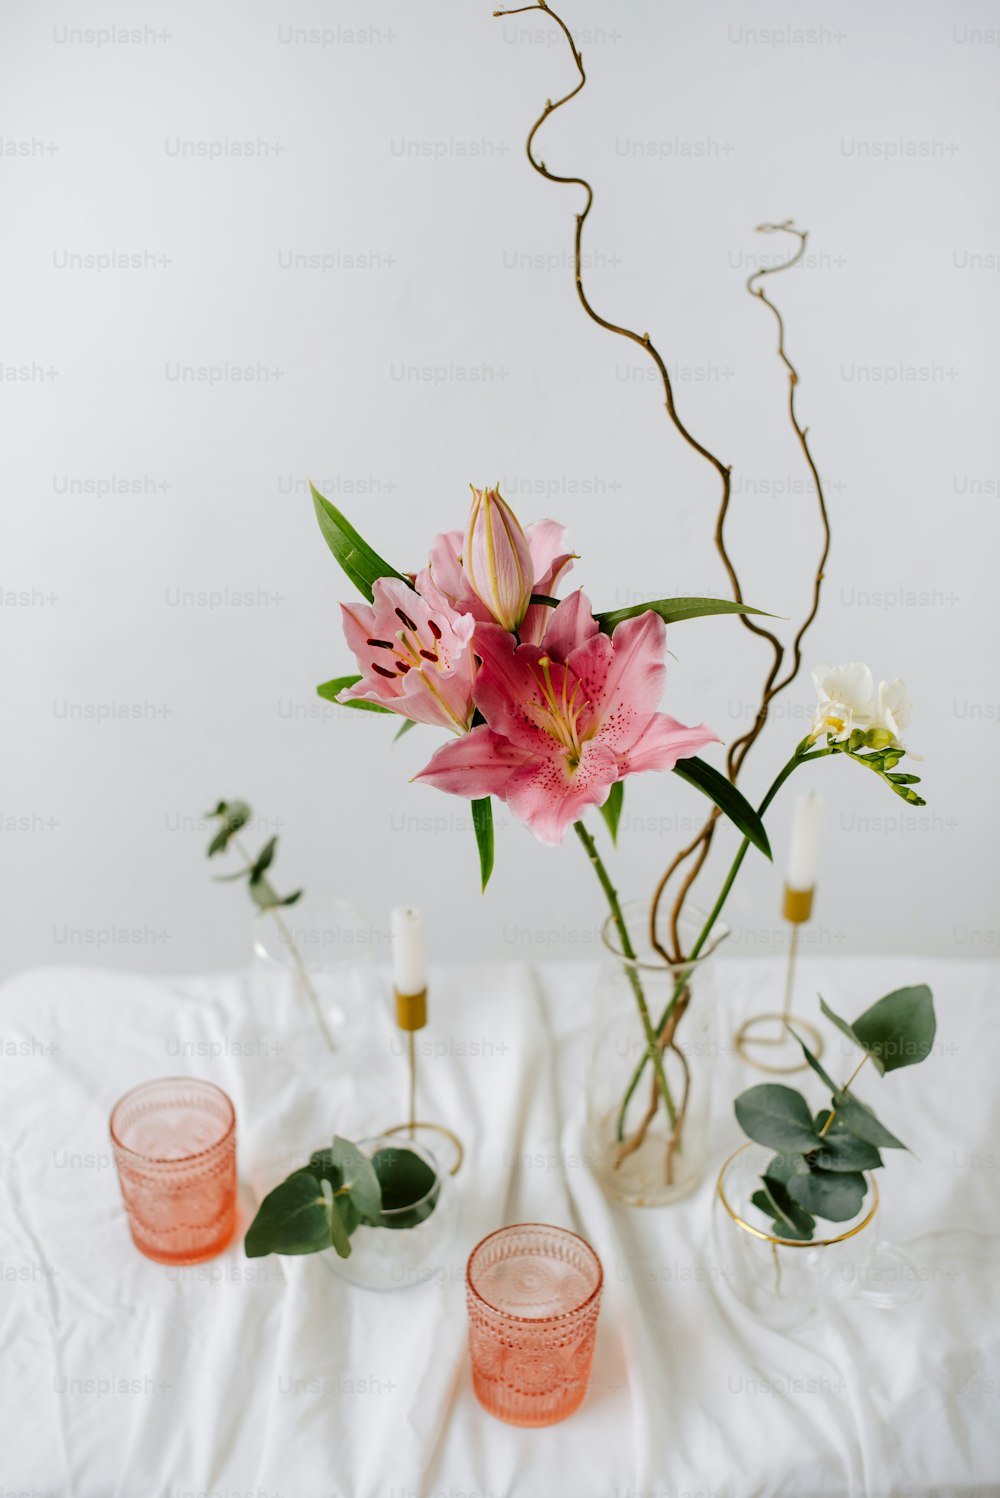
391, 905, 426, 995
786, 791, 822, 891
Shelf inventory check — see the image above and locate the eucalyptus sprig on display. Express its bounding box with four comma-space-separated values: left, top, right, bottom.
245, 1135, 439, 1260
734, 984, 936, 1241
205, 799, 303, 909
205, 798, 335, 1052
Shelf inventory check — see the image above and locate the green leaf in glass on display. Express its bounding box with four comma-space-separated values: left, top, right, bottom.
371, 1145, 440, 1230
787, 1166, 868, 1222
753, 1175, 816, 1240
244, 1169, 334, 1258
330, 1137, 382, 1225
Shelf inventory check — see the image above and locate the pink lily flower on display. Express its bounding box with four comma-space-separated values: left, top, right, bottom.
416, 515, 574, 643
414, 590, 718, 845
339, 577, 477, 734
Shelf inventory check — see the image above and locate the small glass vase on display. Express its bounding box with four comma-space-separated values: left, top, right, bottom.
585, 901, 728, 1208
322, 1135, 458, 1292
252, 894, 376, 1058
712, 1141, 890, 1329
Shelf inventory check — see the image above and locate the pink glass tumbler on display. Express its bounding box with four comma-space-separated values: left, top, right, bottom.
466, 1223, 603, 1426
110, 1078, 237, 1265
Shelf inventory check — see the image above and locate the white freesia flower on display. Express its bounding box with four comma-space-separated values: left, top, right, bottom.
875, 678, 912, 746
810, 661, 875, 742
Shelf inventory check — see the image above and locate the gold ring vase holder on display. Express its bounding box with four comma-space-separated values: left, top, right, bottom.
733, 884, 824, 1074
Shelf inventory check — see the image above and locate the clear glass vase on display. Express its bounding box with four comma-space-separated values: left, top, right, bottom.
252, 894, 377, 1061
585, 900, 728, 1208
712, 1142, 886, 1329
322, 1136, 459, 1292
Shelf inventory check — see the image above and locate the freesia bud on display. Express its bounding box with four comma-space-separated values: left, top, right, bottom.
463, 486, 534, 632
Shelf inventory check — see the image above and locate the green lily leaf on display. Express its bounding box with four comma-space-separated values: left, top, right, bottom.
371, 1146, 439, 1230
734, 1083, 819, 1153
317, 675, 394, 713
599, 781, 625, 845
753, 1176, 816, 1240
394, 718, 418, 742
311, 483, 411, 602
787, 1166, 868, 1222
244, 1169, 337, 1258
672, 757, 772, 860
472, 797, 494, 893
595, 597, 776, 634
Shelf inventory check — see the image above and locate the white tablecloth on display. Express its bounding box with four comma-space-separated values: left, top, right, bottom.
2, 956, 998, 1498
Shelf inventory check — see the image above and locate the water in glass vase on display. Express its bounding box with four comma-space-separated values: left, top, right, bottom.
586, 901, 727, 1208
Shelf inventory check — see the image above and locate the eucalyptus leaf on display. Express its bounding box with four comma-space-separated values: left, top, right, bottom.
330, 1137, 382, 1225
831, 1091, 908, 1151
599, 780, 625, 845
372, 1146, 439, 1230
754, 1176, 816, 1240
734, 1084, 819, 1153
308, 1148, 342, 1188
206, 799, 251, 857
244, 1170, 335, 1258
250, 837, 277, 882
851, 985, 936, 1074
786, 1024, 840, 1093
325, 1186, 353, 1259
311, 483, 411, 601
672, 757, 772, 860
810, 1130, 883, 1174
787, 1166, 868, 1222
818, 995, 863, 1054
595, 597, 775, 633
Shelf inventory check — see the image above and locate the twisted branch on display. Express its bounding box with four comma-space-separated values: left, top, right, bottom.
494, 3, 832, 1161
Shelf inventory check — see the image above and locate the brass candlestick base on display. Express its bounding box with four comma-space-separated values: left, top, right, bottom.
733, 1011, 825, 1074
733, 886, 824, 1075
382, 987, 465, 1175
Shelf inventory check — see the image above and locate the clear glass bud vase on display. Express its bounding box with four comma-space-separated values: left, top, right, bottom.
586, 901, 727, 1208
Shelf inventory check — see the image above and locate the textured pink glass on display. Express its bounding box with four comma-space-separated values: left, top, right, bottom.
110, 1078, 237, 1265
466, 1223, 603, 1426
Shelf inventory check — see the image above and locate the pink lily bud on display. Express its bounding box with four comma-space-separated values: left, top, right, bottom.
463, 486, 535, 632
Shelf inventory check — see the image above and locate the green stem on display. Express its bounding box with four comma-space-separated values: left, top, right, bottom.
615, 744, 831, 1138
573, 820, 677, 1129
237, 836, 336, 1053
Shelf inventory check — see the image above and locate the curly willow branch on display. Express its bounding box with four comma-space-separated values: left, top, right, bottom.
493, 6, 830, 974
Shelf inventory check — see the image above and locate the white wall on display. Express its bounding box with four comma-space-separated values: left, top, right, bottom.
3, 0, 998, 978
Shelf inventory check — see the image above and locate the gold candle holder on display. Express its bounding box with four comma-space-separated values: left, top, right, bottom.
382, 987, 464, 1175
733, 884, 825, 1074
